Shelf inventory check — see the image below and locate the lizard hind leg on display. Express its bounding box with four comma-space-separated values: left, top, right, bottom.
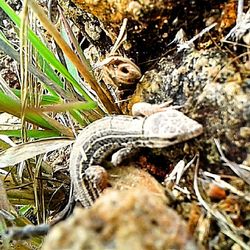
84, 165, 109, 201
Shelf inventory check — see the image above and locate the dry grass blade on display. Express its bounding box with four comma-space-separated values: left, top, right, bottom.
19, 0, 29, 141
27, 101, 96, 113
0, 138, 73, 168
110, 18, 128, 55
194, 157, 232, 229
223, 8, 250, 41
177, 23, 217, 51
165, 156, 197, 187
193, 156, 250, 249
0, 179, 17, 219
0, 179, 17, 248
203, 171, 250, 202
214, 138, 250, 185
58, 6, 93, 74
212, 51, 250, 83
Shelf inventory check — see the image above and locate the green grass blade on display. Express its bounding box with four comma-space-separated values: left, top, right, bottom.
0, 0, 93, 103
0, 37, 68, 99
12, 89, 60, 105
0, 129, 60, 138
0, 91, 73, 136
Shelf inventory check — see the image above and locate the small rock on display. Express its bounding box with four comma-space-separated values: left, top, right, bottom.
42, 188, 197, 250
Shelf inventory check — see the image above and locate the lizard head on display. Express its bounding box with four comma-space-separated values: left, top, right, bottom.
142, 109, 203, 148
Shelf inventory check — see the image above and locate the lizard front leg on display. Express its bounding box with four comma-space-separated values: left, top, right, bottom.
112, 102, 174, 166
132, 101, 182, 116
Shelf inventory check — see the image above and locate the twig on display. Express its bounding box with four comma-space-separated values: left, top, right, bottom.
4, 224, 50, 240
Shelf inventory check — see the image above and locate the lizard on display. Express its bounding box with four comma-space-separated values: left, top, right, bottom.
69, 103, 203, 207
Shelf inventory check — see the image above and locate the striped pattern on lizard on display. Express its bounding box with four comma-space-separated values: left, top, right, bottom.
69, 103, 203, 207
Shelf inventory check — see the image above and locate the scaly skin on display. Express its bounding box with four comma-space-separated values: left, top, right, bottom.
69, 108, 203, 207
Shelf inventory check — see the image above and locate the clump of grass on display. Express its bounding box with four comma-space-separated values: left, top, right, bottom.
0, 0, 119, 247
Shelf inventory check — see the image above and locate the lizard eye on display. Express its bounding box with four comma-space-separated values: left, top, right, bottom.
167, 136, 178, 142
119, 66, 129, 74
